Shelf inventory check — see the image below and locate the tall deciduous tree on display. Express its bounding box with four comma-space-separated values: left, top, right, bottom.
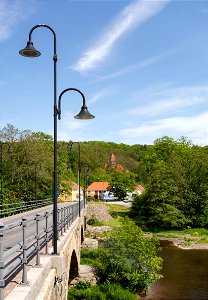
132, 136, 208, 228
108, 170, 136, 200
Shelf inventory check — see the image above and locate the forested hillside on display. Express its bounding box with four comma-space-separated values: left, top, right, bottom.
0, 124, 146, 201
1, 124, 208, 229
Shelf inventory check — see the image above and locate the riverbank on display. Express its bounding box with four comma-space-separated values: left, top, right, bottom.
86, 202, 208, 250
151, 228, 208, 250
84, 203, 208, 300
158, 236, 208, 250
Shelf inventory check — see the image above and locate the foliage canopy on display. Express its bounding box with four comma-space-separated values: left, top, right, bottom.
97, 219, 162, 293
1, 125, 208, 229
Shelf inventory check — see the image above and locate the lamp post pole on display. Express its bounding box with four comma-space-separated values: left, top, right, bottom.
57, 88, 94, 216
19, 24, 58, 254
69, 141, 81, 217
20, 26, 95, 255
80, 162, 90, 208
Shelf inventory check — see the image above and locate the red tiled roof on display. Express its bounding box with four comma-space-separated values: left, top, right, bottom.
116, 164, 125, 171
135, 185, 144, 191
87, 182, 109, 191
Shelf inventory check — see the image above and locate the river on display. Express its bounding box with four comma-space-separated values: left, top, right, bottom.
141, 240, 208, 300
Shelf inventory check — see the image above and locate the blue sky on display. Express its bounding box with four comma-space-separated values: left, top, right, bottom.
0, 0, 208, 145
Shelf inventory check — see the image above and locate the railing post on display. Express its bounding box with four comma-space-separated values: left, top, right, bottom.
0, 223, 5, 300
69, 206, 71, 225
35, 214, 41, 266
64, 206, 66, 232
57, 208, 60, 240
73, 204, 75, 220
75, 203, 78, 220
71, 205, 74, 223
21, 217, 28, 284
72, 205, 74, 223
66, 206, 69, 229
45, 212, 49, 254
73, 204, 76, 221
61, 208, 63, 236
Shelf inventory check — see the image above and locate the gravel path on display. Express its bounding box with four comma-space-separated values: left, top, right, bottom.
85, 203, 113, 222
85, 203, 113, 235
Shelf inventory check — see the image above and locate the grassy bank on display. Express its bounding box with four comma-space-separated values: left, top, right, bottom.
151, 227, 208, 248
87, 202, 208, 248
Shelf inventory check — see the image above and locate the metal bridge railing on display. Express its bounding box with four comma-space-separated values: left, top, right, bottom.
0, 198, 53, 218
0, 200, 83, 300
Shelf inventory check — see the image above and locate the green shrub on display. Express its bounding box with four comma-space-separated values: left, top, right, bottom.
97, 219, 162, 294
87, 216, 104, 226
68, 281, 138, 300
80, 249, 100, 266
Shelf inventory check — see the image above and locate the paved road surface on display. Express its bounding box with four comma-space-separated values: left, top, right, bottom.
1, 202, 72, 250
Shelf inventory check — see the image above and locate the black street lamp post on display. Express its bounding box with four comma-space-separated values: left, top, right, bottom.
80, 163, 91, 208
20, 25, 95, 255
19, 24, 59, 254
58, 89, 94, 217
69, 141, 81, 217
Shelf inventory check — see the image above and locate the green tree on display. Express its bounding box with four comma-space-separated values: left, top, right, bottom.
132, 136, 208, 229
132, 160, 190, 229
186, 146, 208, 226
97, 219, 162, 293
0, 124, 53, 202
108, 170, 136, 200
88, 167, 111, 184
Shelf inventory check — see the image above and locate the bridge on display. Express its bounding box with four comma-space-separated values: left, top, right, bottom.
0, 201, 86, 300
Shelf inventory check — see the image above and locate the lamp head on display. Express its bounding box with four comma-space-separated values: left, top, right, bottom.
19, 41, 41, 58
74, 105, 95, 120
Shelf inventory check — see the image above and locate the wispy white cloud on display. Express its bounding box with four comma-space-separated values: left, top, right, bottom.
86, 42, 190, 83
71, 0, 169, 73
129, 84, 208, 117
119, 83, 208, 145
120, 112, 208, 146
0, 0, 35, 41
92, 54, 163, 83
87, 89, 112, 105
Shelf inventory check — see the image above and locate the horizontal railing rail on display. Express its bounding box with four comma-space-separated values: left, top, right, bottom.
0, 200, 83, 300
0, 198, 53, 218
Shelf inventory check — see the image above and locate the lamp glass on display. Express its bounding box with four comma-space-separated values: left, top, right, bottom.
74, 106, 95, 120
19, 41, 41, 58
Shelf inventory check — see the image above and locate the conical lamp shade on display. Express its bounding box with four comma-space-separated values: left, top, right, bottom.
19, 41, 41, 58
74, 105, 95, 119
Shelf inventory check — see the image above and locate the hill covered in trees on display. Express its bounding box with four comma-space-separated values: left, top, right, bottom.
1, 124, 208, 229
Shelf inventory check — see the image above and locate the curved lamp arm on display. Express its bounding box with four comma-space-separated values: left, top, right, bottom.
69, 141, 81, 153
57, 88, 86, 120
29, 24, 57, 59
57, 88, 95, 120
20, 24, 57, 60
80, 162, 91, 173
